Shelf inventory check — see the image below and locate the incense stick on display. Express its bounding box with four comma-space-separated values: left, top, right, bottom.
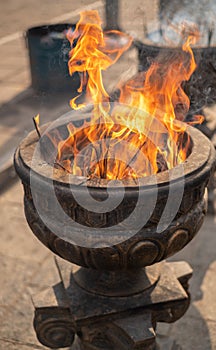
33, 116, 41, 139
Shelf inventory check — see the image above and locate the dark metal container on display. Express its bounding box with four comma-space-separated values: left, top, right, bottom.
134, 40, 216, 116
26, 24, 80, 92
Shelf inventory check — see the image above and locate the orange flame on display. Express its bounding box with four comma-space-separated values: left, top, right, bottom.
67, 10, 132, 115
33, 114, 41, 139
34, 114, 40, 126
49, 11, 202, 180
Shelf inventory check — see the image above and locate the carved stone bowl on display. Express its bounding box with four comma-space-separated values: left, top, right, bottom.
14, 120, 215, 272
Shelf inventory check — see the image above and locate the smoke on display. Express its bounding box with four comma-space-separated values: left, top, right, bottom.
149, 0, 216, 47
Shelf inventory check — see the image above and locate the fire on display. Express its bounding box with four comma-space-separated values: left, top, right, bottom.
45, 11, 202, 180
66, 11, 132, 114
33, 114, 41, 139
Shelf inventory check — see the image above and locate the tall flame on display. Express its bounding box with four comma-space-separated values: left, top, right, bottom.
117, 34, 199, 171
48, 11, 202, 180
67, 10, 132, 115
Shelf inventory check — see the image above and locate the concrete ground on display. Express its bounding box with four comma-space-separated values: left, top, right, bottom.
0, 1, 216, 349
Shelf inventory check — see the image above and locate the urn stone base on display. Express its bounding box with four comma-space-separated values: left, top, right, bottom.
33, 258, 192, 350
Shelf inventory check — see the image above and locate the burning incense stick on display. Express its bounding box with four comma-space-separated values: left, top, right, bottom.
33, 114, 41, 139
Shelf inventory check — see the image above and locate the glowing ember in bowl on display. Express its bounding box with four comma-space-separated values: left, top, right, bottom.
40, 10, 203, 180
